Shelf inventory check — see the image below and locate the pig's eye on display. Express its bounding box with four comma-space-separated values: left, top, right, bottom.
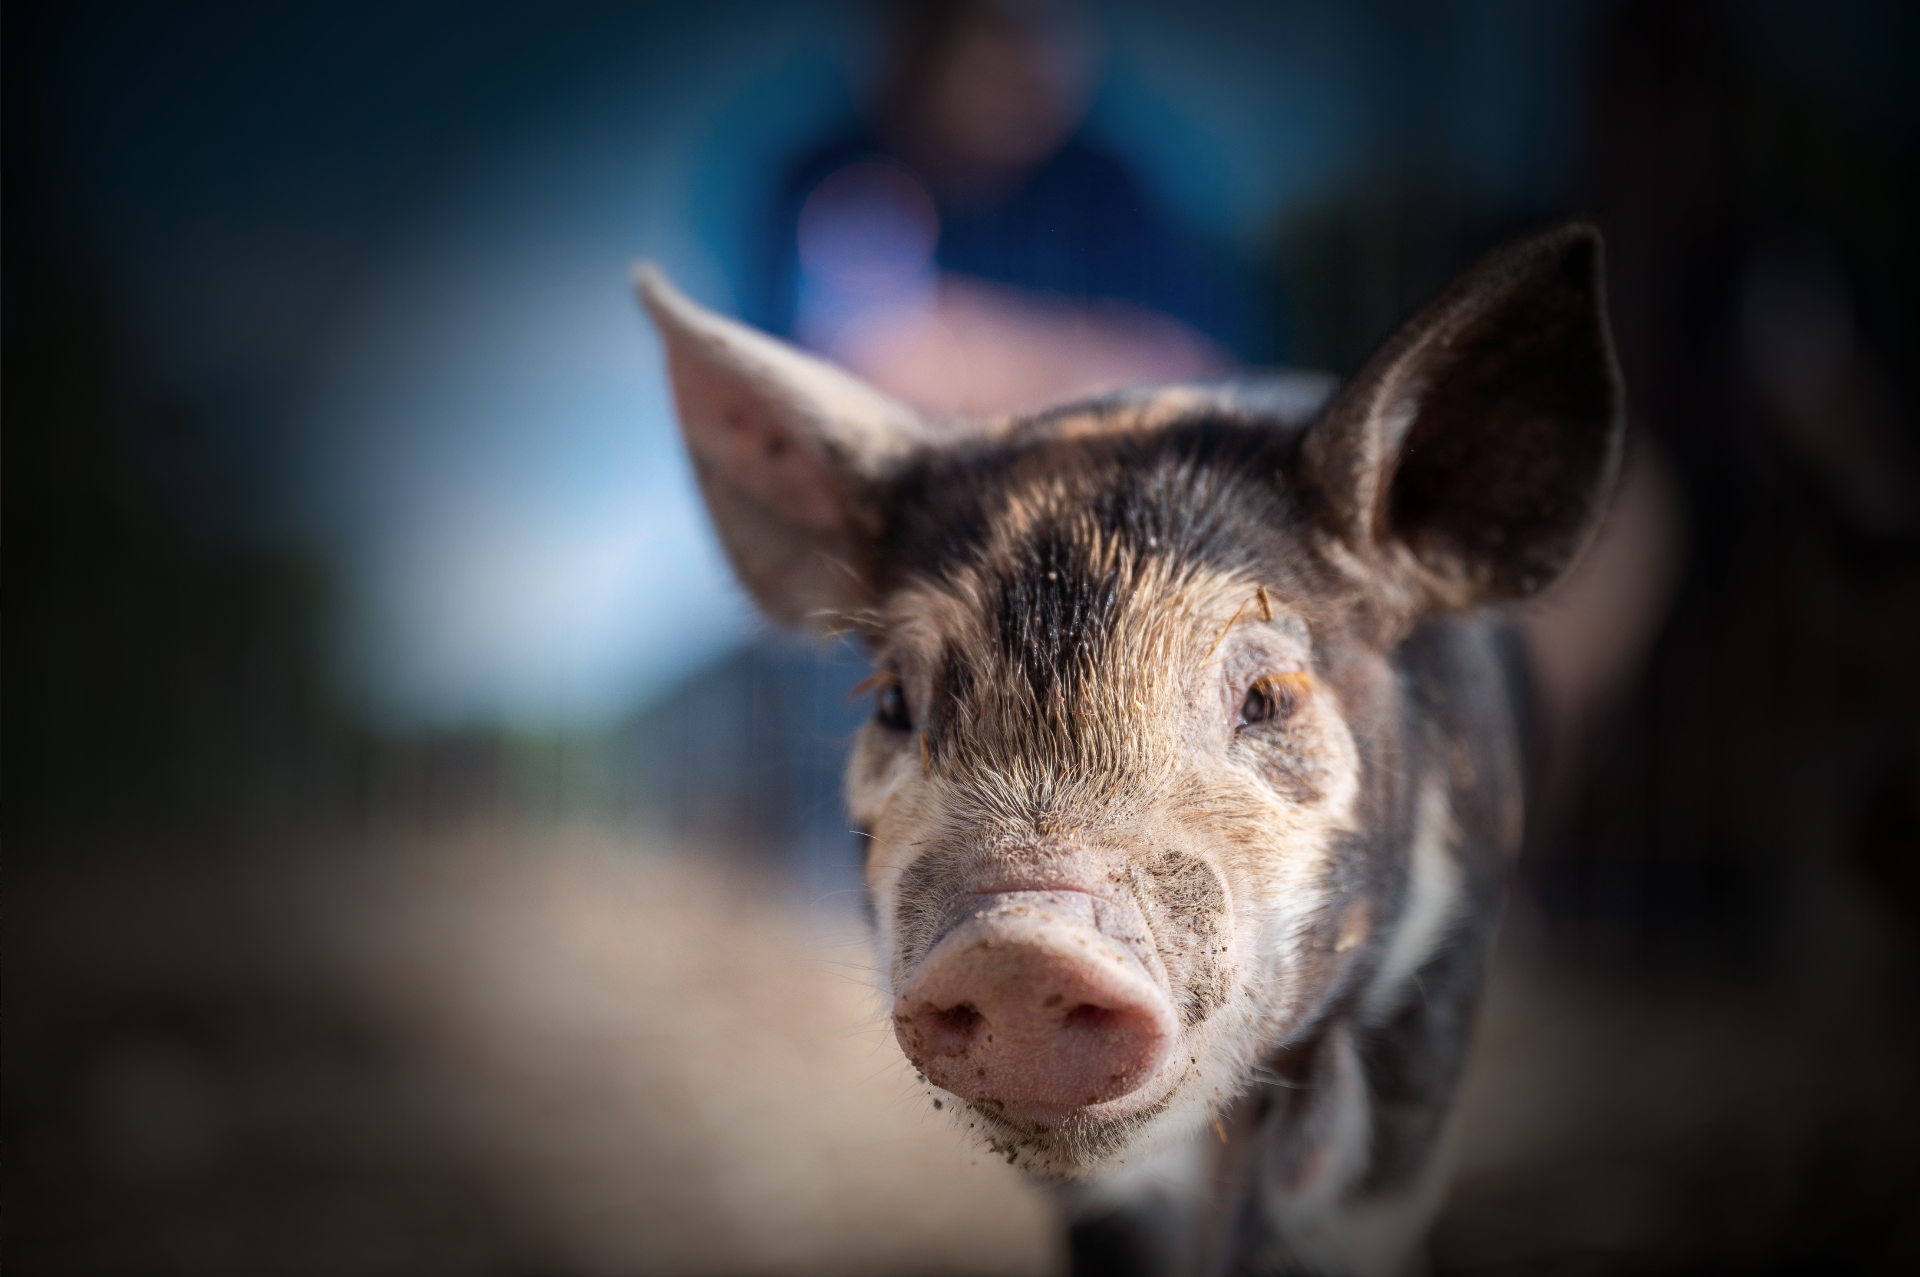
1239, 675, 1299, 729
875, 681, 913, 732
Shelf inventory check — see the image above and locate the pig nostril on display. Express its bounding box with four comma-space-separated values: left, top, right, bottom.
908, 1002, 987, 1055
1063, 1003, 1125, 1032
933, 1003, 984, 1036
894, 905, 1183, 1112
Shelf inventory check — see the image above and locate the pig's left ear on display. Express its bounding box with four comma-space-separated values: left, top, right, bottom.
635, 265, 924, 631
1299, 222, 1625, 613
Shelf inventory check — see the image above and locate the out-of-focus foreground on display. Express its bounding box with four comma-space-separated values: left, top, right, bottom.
13, 829, 1918, 1273
9, 835, 1060, 1275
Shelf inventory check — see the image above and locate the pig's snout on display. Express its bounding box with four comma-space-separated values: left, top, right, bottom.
893, 892, 1179, 1120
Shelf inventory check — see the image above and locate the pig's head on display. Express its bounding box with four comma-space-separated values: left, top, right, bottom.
637, 224, 1622, 1176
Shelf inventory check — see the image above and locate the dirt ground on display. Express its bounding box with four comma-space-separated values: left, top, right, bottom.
8, 829, 1917, 1275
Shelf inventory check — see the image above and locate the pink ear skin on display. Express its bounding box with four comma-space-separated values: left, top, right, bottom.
643, 291, 844, 535
634, 264, 924, 630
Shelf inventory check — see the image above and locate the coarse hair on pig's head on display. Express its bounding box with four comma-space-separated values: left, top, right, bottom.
636, 222, 1622, 1177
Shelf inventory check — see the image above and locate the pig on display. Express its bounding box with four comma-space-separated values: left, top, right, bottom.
635, 221, 1623, 1276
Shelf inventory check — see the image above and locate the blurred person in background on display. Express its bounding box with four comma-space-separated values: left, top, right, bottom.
746, 0, 1249, 421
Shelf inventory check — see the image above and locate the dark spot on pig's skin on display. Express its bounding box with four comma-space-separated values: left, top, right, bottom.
932, 1099, 943, 1110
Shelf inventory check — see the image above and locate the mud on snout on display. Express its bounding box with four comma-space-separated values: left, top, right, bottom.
887, 840, 1234, 1172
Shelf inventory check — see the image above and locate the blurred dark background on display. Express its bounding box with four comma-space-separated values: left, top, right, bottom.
7, 1, 1918, 1273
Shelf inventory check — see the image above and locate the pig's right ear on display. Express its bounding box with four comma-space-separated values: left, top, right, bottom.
635, 265, 924, 631
1299, 222, 1625, 618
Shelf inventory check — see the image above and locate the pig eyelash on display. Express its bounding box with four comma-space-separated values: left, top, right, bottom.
854, 668, 914, 733
1238, 673, 1307, 730
848, 668, 900, 700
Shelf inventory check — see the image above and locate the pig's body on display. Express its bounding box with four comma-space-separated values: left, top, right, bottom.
862, 399, 1527, 1275
1056, 609, 1525, 1277
641, 223, 1622, 1275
